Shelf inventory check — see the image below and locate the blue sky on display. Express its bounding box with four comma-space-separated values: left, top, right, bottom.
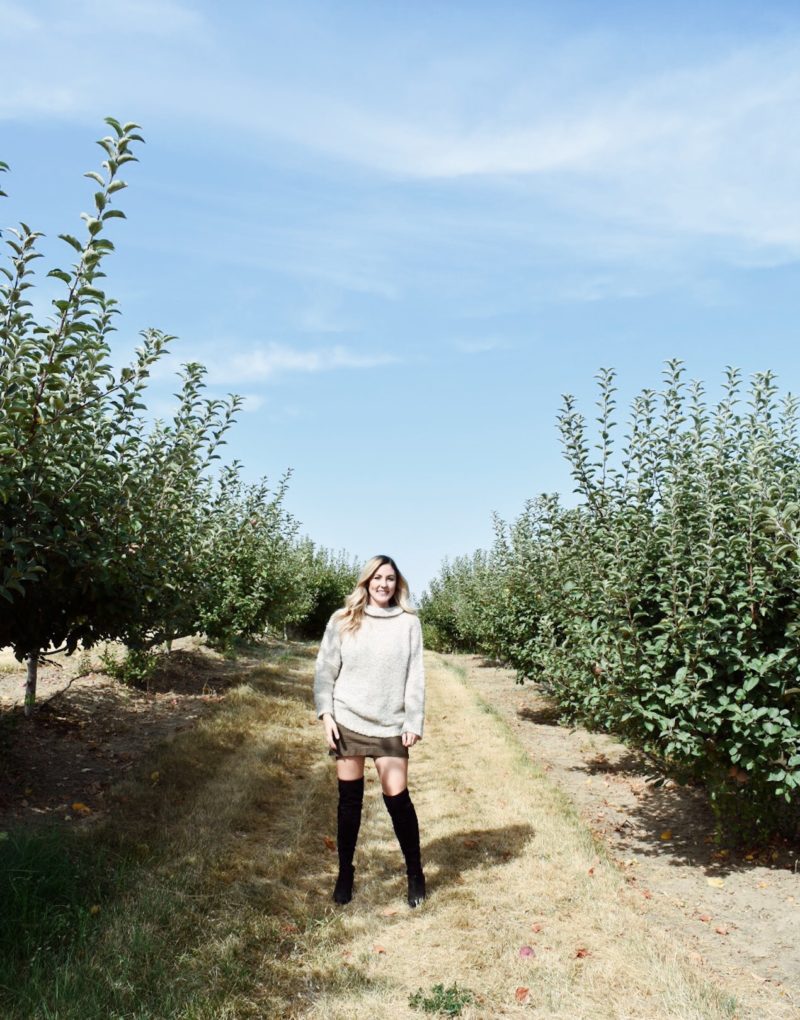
3, 0, 800, 596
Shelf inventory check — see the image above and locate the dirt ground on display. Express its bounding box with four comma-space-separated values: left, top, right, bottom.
0, 641, 248, 827
2, 644, 798, 1016
448, 654, 800, 1007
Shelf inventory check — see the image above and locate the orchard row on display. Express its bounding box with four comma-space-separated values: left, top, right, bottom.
0, 120, 356, 713
422, 364, 800, 838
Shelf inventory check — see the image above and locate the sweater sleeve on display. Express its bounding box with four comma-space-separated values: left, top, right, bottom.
314, 613, 342, 719
402, 615, 426, 737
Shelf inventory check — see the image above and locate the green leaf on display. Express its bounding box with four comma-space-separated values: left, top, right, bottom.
47, 268, 72, 284
58, 233, 83, 252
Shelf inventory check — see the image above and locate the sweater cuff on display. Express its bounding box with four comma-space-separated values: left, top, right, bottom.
402, 716, 424, 738
316, 696, 334, 719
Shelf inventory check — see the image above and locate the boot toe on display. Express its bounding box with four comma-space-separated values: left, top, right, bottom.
407, 872, 426, 908
333, 866, 355, 905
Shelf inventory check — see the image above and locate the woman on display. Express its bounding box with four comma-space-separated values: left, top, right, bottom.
314, 554, 426, 908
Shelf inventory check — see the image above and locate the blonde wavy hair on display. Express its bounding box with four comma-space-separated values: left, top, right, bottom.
338, 554, 415, 634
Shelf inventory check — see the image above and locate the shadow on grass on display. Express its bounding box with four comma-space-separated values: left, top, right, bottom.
0, 638, 323, 826
517, 702, 563, 726
509, 687, 800, 873
0, 641, 362, 1019
420, 823, 535, 894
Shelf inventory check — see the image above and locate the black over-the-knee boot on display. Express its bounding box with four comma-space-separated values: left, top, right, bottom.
334, 777, 364, 904
383, 788, 426, 907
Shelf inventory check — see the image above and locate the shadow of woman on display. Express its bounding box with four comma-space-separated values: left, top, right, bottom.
418, 823, 535, 893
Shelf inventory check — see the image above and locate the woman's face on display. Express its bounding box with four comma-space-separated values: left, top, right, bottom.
368, 563, 397, 608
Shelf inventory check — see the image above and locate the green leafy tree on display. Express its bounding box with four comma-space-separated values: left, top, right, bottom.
193, 467, 300, 651
1, 118, 393, 718
423, 363, 800, 838
285, 541, 359, 639
1, 121, 264, 708
0, 119, 171, 711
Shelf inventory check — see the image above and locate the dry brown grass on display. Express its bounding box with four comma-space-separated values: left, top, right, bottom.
93, 646, 357, 1017
297, 655, 751, 1020
6, 642, 775, 1018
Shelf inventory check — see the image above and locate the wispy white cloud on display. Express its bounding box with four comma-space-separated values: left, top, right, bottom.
79, 0, 205, 36
0, 0, 210, 119
0, 0, 204, 40
204, 342, 399, 386
4, 4, 800, 264
452, 337, 510, 354
242, 44, 800, 256
239, 393, 266, 412
295, 303, 353, 335
0, 0, 39, 31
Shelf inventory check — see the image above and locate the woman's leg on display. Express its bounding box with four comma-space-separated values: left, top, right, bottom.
333, 756, 365, 904
375, 756, 426, 907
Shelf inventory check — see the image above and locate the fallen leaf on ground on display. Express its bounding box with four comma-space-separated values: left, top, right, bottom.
575, 947, 591, 958
715, 925, 729, 935
698, 914, 711, 923
660, 830, 672, 840
587, 867, 595, 876
530, 923, 543, 933
373, 945, 386, 954
150, 771, 159, 783
323, 836, 336, 852
71, 802, 92, 815
515, 987, 530, 1004
706, 877, 725, 888
382, 908, 398, 917
642, 888, 653, 899
519, 945, 535, 958
89, 904, 101, 915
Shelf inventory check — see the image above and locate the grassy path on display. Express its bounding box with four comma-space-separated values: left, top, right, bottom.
2, 644, 766, 1018
299, 654, 741, 1019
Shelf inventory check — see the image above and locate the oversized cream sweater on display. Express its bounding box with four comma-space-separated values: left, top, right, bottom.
313, 604, 425, 738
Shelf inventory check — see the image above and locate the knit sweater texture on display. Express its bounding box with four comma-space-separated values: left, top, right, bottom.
313, 604, 425, 738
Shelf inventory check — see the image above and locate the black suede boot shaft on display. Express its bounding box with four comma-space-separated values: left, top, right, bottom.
383, 788, 425, 906
337, 777, 364, 870
334, 777, 364, 904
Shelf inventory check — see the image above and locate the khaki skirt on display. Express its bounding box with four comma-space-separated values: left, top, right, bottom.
329, 722, 409, 760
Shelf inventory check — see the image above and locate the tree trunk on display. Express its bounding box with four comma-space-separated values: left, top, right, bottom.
24, 654, 38, 717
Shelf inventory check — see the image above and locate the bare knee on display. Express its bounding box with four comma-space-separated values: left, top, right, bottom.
337, 756, 365, 781
375, 757, 408, 796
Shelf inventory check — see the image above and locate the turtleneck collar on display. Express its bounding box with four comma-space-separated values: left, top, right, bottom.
364, 604, 404, 618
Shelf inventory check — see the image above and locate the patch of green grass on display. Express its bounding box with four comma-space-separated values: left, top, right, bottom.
98, 646, 163, 688
0, 827, 115, 962
409, 982, 475, 1017
0, 640, 354, 1019
0, 826, 133, 1018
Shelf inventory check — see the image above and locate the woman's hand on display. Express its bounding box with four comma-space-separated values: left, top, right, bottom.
321, 713, 340, 751
402, 731, 420, 748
